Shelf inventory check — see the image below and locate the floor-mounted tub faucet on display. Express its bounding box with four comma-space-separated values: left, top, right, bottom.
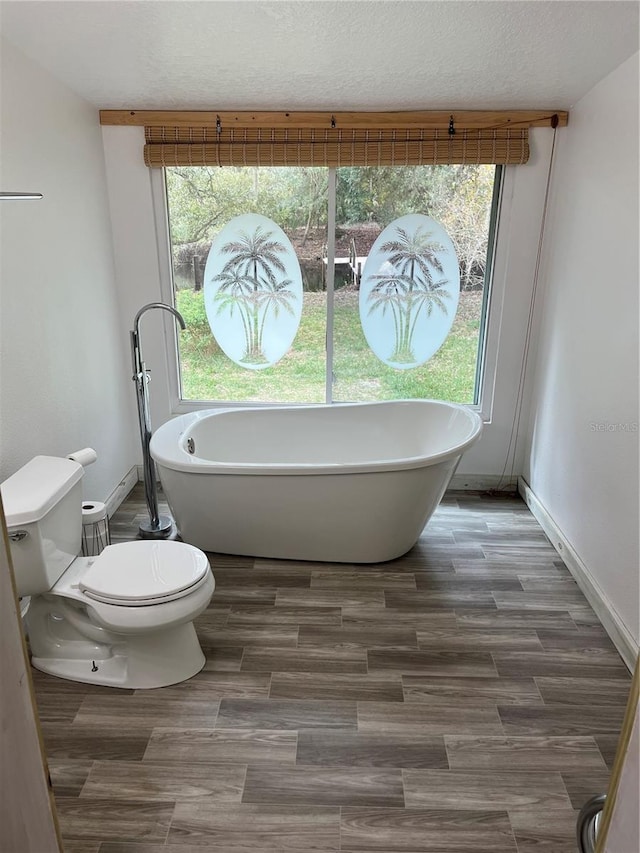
130, 302, 186, 538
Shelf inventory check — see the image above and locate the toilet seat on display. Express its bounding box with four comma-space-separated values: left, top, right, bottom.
79, 540, 210, 606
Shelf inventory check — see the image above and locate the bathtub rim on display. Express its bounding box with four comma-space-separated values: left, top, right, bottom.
150, 400, 483, 477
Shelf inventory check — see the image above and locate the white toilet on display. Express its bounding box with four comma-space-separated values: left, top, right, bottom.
1, 455, 215, 689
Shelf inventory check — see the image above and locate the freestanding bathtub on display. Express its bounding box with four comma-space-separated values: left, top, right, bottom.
150, 400, 482, 563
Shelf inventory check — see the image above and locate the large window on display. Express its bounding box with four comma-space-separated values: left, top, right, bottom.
165, 164, 501, 405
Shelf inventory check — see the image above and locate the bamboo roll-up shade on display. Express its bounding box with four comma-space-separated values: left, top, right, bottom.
144, 126, 529, 167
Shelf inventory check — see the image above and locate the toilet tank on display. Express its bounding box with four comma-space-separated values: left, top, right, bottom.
1, 456, 84, 596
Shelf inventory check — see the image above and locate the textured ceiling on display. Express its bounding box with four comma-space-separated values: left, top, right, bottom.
0, 1, 638, 110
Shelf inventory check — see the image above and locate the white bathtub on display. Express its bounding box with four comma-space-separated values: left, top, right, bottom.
150, 400, 482, 563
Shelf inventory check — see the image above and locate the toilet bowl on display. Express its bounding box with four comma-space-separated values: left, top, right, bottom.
26, 540, 215, 689
1, 455, 215, 689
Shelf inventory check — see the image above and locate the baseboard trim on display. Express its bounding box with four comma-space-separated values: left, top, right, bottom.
104, 466, 139, 519
518, 477, 638, 672
448, 474, 517, 492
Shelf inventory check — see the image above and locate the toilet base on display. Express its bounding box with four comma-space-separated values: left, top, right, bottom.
31, 622, 206, 689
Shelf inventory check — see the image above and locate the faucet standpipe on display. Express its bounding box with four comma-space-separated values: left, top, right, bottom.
129, 303, 186, 539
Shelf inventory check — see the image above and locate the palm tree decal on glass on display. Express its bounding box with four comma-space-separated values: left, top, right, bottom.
204, 214, 303, 370
360, 214, 460, 369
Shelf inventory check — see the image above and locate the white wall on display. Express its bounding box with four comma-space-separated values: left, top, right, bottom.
101, 126, 556, 484
0, 39, 138, 501
101, 125, 178, 445
523, 53, 639, 651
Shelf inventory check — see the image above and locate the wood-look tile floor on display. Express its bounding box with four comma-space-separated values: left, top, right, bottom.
33, 486, 631, 853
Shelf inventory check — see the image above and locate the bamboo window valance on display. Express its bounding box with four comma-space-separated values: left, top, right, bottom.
143, 126, 530, 167
100, 110, 568, 168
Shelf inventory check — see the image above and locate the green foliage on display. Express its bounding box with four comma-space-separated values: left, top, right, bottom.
166, 164, 496, 291
167, 167, 329, 246
336, 167, 414, 225
166, 167, 254, 244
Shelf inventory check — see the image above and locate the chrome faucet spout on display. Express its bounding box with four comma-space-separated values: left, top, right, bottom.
129, 303, 186, 539
134, 302, 186, 337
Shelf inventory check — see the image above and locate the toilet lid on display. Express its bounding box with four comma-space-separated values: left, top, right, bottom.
80, 540, 210, 605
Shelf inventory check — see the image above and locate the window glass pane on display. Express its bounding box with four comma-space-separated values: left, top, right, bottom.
332, 165, 497, 404
166, 166, 328, 403
165, 164, 499, 406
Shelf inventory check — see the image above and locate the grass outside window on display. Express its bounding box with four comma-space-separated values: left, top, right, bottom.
177, 288, 481, 404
